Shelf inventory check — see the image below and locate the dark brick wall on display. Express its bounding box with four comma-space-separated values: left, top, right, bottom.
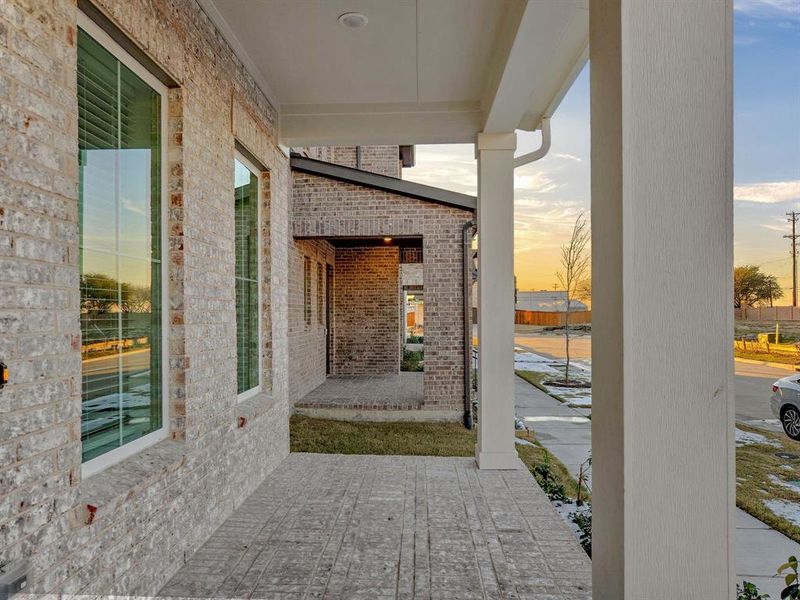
333, 247, 400, 374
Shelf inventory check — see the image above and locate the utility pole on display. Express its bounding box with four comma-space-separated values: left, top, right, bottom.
785, 211, 800, 307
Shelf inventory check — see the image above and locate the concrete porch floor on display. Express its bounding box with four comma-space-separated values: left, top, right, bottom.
296, 373, 424, 413
159, 453, 591, 599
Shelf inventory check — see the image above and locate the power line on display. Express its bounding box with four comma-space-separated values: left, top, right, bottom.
784, 211, 800, 307
759, 256, 792, 266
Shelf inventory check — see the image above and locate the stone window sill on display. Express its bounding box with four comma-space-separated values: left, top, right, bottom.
79, 439, 187, 525
236, 390, 278, 430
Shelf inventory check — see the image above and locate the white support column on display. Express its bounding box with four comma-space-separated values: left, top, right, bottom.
476, 132, 519, 470
591, 0, 733, 598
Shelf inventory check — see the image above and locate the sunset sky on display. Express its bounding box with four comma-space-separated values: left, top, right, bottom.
404, 0, 800, 295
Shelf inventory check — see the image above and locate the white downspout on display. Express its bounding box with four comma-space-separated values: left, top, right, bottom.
513, 117, 551, 168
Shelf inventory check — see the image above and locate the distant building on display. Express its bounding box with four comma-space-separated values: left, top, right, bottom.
516, 290, 588, 313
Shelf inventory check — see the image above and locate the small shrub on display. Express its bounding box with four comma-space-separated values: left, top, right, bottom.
532, 450, 569, 503
401, 349, 424, 372
779, 556, 799, 599
570, 508, 592, 557
737, 581, 769, 600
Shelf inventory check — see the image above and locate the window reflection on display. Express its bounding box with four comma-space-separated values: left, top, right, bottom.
235, 158, 260, 396
78, 28, 162, 464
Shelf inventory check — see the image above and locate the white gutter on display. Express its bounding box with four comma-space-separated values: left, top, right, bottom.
512, 41, 586, 169
513, 117, 551, 168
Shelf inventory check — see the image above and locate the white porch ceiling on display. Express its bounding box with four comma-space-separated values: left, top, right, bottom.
199, 0, 588, 146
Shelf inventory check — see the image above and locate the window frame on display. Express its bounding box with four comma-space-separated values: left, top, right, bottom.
304, 256, 312, 328
317, 261, 324, 324
234, 151, 263, 403
78, 11, 170, 479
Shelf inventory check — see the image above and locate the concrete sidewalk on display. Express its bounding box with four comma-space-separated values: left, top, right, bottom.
514, 375, 800, 599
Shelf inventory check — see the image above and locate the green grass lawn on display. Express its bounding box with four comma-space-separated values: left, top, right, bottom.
290, 415, 585, 498
734, 348, 798, 366
737, 423, 800, 543
290, 415, 475, 456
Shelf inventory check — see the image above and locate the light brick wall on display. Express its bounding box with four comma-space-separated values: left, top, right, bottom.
358, 145, 401, 178
298, 145, 401, 178
333, 247, 400, 375
0, 0, 291, 594
292, 172, 473, 412
288, 238, 334, 402
401, 262, 424, 288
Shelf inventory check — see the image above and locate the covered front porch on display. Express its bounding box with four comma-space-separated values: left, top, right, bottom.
159, 453, 591, 599
0, 0, 737, 595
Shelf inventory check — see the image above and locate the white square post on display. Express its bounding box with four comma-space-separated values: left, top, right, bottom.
590, 0, 734, 597
475, 132, 519, 470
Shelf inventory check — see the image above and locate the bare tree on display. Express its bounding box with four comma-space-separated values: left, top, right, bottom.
556, 213, 590, 384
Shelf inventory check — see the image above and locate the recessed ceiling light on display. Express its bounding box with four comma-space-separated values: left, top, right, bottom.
338, 12, 369, 28
383, 237, 392, 243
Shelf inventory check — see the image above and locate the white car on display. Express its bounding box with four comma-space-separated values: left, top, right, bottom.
771, 374, 800, 440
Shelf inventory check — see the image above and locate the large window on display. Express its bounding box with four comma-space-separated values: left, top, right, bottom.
77, 16, 167, 475
235, 155, 261, 399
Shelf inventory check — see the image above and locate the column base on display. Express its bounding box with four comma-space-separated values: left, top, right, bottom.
475, 449, 521, 470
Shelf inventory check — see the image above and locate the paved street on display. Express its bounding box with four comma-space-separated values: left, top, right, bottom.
734, 360, 792, 425
514, 332, 787, 427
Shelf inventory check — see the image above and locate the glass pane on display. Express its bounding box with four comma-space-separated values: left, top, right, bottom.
80, 250, 121, 462
119, 256, 160, 444
235, 158, 259, 395
78, 28, 162, 464
119, 61, 160, 259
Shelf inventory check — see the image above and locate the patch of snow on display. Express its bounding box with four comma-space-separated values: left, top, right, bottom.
514, 437, 535, 446
566, 396, 593, 408
514, 351, 561, 374
546, 385, 593, 406
571, 360, 592, 374
769, 474, 800, 493
764, 499, 800, 527
735, 428, 781, 448
552, 500, 591, 541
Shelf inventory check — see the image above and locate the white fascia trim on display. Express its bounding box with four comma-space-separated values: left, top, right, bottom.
196, 0, 280, 112
521, 41, 589, 132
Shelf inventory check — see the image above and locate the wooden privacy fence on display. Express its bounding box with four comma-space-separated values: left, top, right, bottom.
514, 310, 592, 326
736, 306, 800, 321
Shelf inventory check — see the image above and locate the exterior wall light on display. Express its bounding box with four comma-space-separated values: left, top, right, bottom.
338, 12, 369, 28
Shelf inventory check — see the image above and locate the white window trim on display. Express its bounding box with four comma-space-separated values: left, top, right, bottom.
235, 151, 263, 403
78, 11, 170, 479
